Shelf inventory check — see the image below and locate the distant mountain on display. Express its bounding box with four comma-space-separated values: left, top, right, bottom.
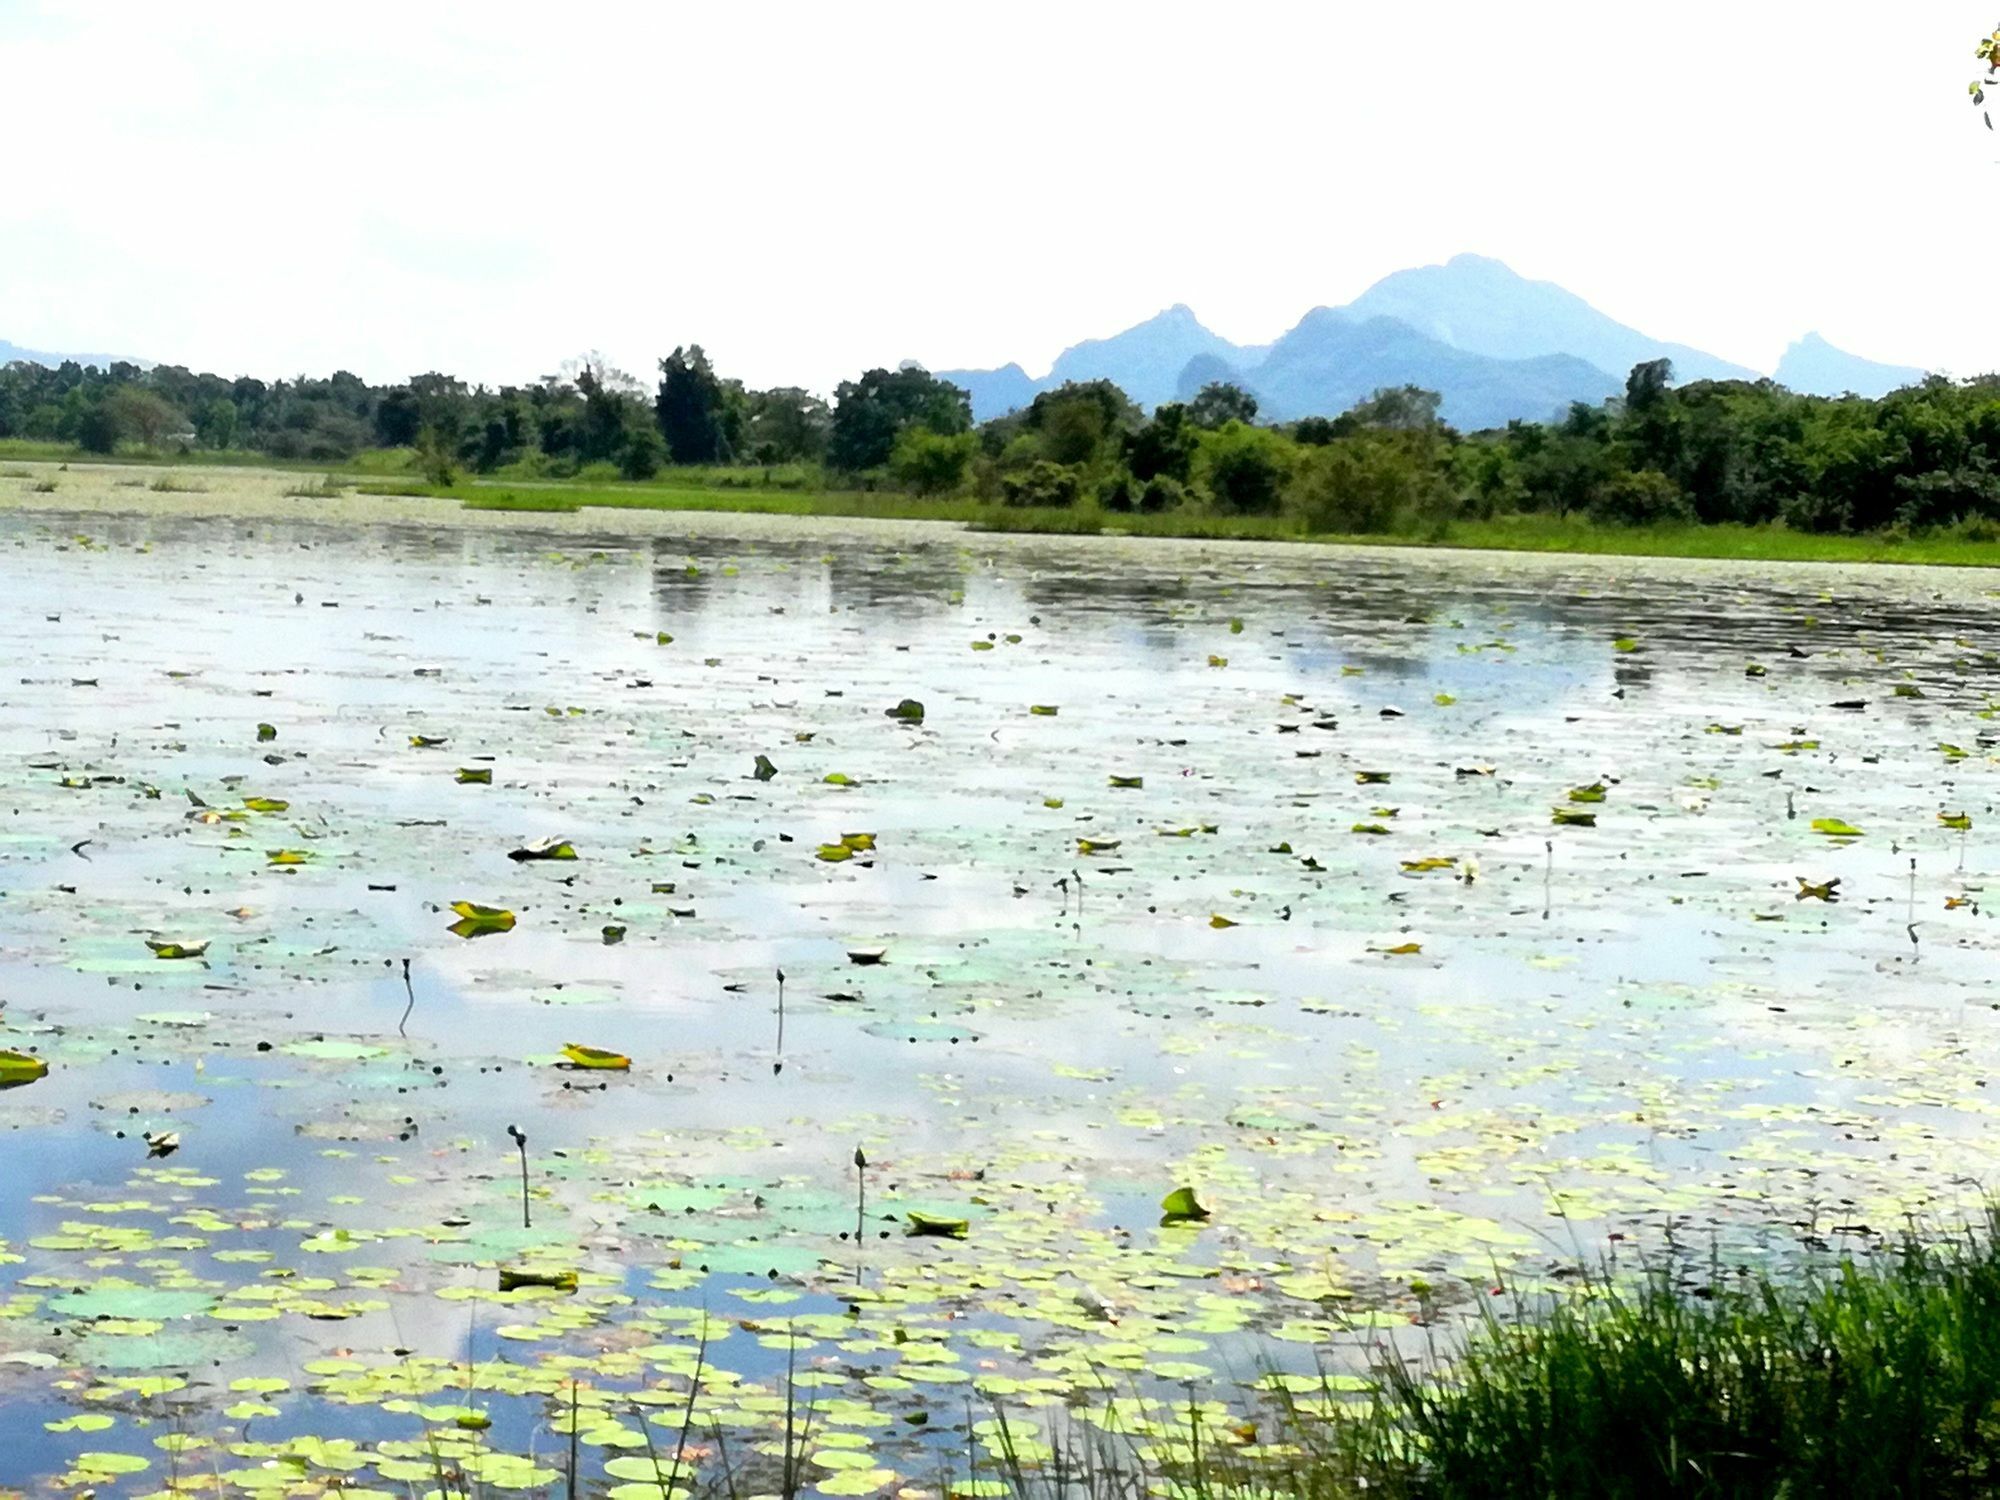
927, 254, 1938, 428
1042, 304, 1250, 409
1343, 254, 1758, 386
1229, 310, 1623, 429
0, 338, 141, 371
934, 362, 1041, 423
939, 305, 1253, 420
1774, 332, 1927, 399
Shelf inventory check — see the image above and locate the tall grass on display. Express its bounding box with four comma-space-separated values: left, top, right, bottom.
969, 1219, 2000, 1499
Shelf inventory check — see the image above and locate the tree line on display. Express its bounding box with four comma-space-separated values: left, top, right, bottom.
4, 347, 2000, 536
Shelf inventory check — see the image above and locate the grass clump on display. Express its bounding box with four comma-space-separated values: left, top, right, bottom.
1327, 1225, 2000, 1498
29, 477, 56, 493
148, 472, 208, 494
973, 1222, 2000, 1499
282, 473, 347, 499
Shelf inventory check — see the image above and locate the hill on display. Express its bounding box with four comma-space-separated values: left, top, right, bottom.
1342, 254, 1758, 385
1227, 310, 1622, 429
1773, 332, 1928, 399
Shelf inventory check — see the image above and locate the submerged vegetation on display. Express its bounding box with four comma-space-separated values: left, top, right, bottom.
14, 339, 2000, 561
0, 507, 1998, 1493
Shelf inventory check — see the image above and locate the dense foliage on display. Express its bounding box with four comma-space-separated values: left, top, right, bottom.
8, 347, 2000, 538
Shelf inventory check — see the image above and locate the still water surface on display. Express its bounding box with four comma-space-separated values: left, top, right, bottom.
1, 509, 1997, 1490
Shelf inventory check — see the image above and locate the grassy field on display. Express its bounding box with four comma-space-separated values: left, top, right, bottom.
427, 478, 2000, 567
12, 441, 2000, 567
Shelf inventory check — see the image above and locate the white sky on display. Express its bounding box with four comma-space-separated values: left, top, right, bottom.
0, 2, 1992, 392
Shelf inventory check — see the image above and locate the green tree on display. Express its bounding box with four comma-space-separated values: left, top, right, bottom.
74, 399, 120, 454
655, 345, 735, 464
1125, 402, 1197, 482
889, 428, 977, 496
1588, 467, 1693, 525
572, 356, 643, 465
1198, 421, 1292, 514
194, 397, 239, 450
829, 367, 971, 471
620, 419, 666, 480
1975, 24, 1998, 125
743, 387, 830, 464
999, 460, 1081, 508
1346, 385, 1444, 432
414, 424, 459, 486
105, 386, 184, 449
1289, 431, 1455, 534
1188, 381, 1259, 430
1025, 380, 1139, 467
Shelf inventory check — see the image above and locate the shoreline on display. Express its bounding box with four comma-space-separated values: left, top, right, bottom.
5, 458, 1999, 580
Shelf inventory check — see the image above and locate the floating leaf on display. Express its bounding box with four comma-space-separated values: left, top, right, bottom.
509, 837, 577, 862
1811, 818, 1864, 838
1078, 838, 1121, 856
241, 796, 289, 813
1551, 809, 1597, 827
1208, 914, 1239, 929
1109, 775, 1144, 789
456, 767, 492, 784
409, 734, 448, 748
753, 753, 778, 781
1351, 823, 1392, 836
447, 901, 516, 937
1941, 811, 1973, 831
1567, 782, 1607, 803
885, 698, 925, 723
0, 1050, 47, 1088
498, 1266, 579, 1292
561, 1043, 631, 1071
1160, 1187, 1211, 1225
1795, 877, 1841, 902
1400, 857, 1457, 873
817, 843, 856, 863
1029, 705, 1059, 717
265, 848, 311, 866
255, 723, 276, 742
905, 1212, 969, 1239
1207, 654, 1228, 668
144, 939, 209, 960
1356, 771, 1391, 785
1371, 941, 1423, 956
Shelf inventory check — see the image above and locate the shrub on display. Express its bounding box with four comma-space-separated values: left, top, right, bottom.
1289, 430, 1453, 534
888, 428, 977, 497
1589, 467, 1694, 525
1198, 421, 1294, 516
1139, 475, 1187, 513
620, 424, 665, 481
999, 460, 1081, 508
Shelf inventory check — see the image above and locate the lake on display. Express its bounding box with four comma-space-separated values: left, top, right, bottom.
2, 497, 1997, 1493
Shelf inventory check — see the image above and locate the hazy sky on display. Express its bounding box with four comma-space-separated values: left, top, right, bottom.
1, 3, 1992, 392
